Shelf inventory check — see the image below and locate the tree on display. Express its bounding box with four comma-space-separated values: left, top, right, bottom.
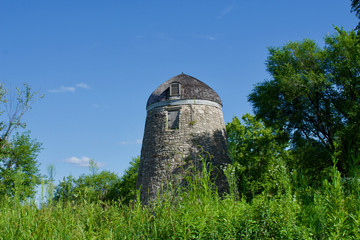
248, 29, 360, 176
351, 0, 360, 29
53, 156, 140, 204
0, 84, 40, 144
106, 156, 140, 204
0, 83, 42, 199
53, 168, 120, 203
226, 114, 291, 200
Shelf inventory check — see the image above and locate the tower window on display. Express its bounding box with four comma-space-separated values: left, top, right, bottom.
167, 110, 180, 130
170, 83, 180, 97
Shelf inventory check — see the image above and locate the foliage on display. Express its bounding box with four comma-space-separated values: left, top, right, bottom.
53, 156, 140, 204
248, 29, 360, 176
1, 152, 360, 239
0, 83, 41, 143
0, 132, 42, 199
53, 169, 120, 203
106, 156, 140, 204
351, 0, 360, 30
226, 114, 291, 200
0, 83, 42, 200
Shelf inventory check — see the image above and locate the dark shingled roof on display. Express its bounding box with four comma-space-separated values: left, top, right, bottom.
146, 73, 222, 108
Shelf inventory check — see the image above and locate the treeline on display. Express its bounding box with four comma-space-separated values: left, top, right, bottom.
51, 157, 139, 205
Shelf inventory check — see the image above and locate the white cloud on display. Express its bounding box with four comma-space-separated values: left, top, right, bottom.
217, 5, 234, 19
76, 83, 91, 89
136, 139, 143, 144
49, 83, 91, 93
49, 86, 76, 93
65, 156, 105, 168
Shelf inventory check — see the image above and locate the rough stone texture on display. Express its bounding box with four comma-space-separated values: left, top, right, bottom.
137, 74, 230, 204
147, 73, 222, 107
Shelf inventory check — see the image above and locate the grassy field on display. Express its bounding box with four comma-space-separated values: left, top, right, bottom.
1, 163, 360, 240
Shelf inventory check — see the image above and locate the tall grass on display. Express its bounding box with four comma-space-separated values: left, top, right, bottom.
1, 156, 360, 239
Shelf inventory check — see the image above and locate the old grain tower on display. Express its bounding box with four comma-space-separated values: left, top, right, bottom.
137, 73, 230, 204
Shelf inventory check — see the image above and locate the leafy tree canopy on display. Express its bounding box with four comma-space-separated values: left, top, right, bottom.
226, 114, 291, 200
53, 156, 140, 204
351, 0, 360, 29
106, 156, 140, 204
249, 28, 360, 176
0, 83, 42, 199
53, 169, 120, 203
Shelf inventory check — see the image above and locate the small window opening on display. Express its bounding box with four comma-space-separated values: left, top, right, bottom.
170, 83, 180, 97
167, 110, 180, 130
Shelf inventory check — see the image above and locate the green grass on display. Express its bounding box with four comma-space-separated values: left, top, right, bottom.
1, 161, 360, 239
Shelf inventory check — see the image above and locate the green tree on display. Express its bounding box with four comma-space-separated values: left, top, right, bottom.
351, 0, 360, 29
226, 114, 291, 200
0, 83, 42, 199
248, 29, 360, 176
53, 156, 140, 204
106, 156, 140, 204
52, 175, 76, 203
53, 169, 120, 203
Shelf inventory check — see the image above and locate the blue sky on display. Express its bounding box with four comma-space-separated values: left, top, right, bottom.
0, 1, 357, 185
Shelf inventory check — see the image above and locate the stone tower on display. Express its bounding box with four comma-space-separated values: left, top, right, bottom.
137, 73, 230, 204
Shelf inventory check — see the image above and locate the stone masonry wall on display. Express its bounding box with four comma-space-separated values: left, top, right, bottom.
137, 103, 230, 204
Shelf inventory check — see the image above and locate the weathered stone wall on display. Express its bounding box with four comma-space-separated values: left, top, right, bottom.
137, 103, 230, 204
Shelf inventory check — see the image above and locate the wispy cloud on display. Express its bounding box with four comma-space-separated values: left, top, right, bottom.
193, 34, 216, 41
65, 156, 105, 168
49, 86, 76, 93
118, 139, 142, 145
76, 83, 91, 89
49, 83, 91, 93
217, 5, 234, 19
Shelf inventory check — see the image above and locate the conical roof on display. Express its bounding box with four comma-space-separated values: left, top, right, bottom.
146, 73, 222, 108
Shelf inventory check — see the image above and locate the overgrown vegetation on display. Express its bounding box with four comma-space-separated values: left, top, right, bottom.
53, 157, 140, 204
0, 151, 360, 239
